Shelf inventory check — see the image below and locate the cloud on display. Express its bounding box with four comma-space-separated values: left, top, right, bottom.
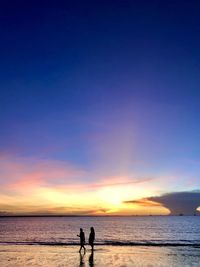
0, 203, 110, 216
0, 156, 87, 191
0, 154, 155, 215
89, 177, 153, 188
124, 190, 200, 215
124, 199, 163, 207
56, 177, 154, 192
0, 155, 154, 199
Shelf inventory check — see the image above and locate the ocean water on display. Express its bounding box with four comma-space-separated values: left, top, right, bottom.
0, 216, 200, 246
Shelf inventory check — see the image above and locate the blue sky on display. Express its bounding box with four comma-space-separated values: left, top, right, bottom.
0, 1, 200, 215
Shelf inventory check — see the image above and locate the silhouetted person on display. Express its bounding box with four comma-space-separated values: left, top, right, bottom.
89, 250, 94, 267
77, 228, 86, 253
89, 227, 95, 251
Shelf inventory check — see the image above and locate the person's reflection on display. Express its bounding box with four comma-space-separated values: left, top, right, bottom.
89, 250, 94, 267
79, 251, 85, 266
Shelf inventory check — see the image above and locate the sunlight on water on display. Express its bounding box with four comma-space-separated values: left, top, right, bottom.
0, 216, 200, 245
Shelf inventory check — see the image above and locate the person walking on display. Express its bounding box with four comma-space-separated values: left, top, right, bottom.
77, 228, 86, 253
89, 227, 95, 251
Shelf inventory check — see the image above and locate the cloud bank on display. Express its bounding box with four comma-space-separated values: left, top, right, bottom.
124, 191, 200, 215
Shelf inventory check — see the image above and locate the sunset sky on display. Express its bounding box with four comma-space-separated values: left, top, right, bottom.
0, 1, 200, 215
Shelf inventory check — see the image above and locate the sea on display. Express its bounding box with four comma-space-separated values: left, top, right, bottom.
0, 216, 200, 247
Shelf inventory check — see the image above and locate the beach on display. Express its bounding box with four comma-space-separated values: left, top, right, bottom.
1, 216, 200, 266
0, 245, 200, 267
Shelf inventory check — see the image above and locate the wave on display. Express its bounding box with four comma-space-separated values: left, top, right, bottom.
0, 241, 200, 247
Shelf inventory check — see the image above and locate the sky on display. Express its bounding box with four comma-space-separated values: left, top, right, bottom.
0, 0, 200, 215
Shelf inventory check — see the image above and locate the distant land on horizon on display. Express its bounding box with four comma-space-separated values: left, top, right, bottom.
0, 214, 199, 218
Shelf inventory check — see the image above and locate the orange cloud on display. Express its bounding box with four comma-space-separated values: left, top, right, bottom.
0, 154, 157, 215
124, 199, 163, 207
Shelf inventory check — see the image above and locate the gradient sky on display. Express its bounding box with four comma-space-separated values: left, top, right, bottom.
0, 1, 200, 215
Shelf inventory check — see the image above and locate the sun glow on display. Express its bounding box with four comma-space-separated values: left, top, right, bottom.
0, 155, 189, 216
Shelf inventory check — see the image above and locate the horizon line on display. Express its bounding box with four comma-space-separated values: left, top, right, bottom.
0, 214, 199, 218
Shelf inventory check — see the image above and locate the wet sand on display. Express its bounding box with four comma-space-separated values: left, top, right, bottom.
0, 245, 199, 267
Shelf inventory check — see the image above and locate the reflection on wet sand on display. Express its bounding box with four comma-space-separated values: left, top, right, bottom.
0, 245, 200, 267
79, 249, 94, 267
79, 251, 86, 266
89, 250, 94, 267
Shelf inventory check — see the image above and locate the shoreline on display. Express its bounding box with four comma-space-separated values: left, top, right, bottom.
0, 242, 200, 247
0, 244, 200, 266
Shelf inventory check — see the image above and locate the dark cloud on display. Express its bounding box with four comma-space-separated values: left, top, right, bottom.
124, 191, 200, 215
